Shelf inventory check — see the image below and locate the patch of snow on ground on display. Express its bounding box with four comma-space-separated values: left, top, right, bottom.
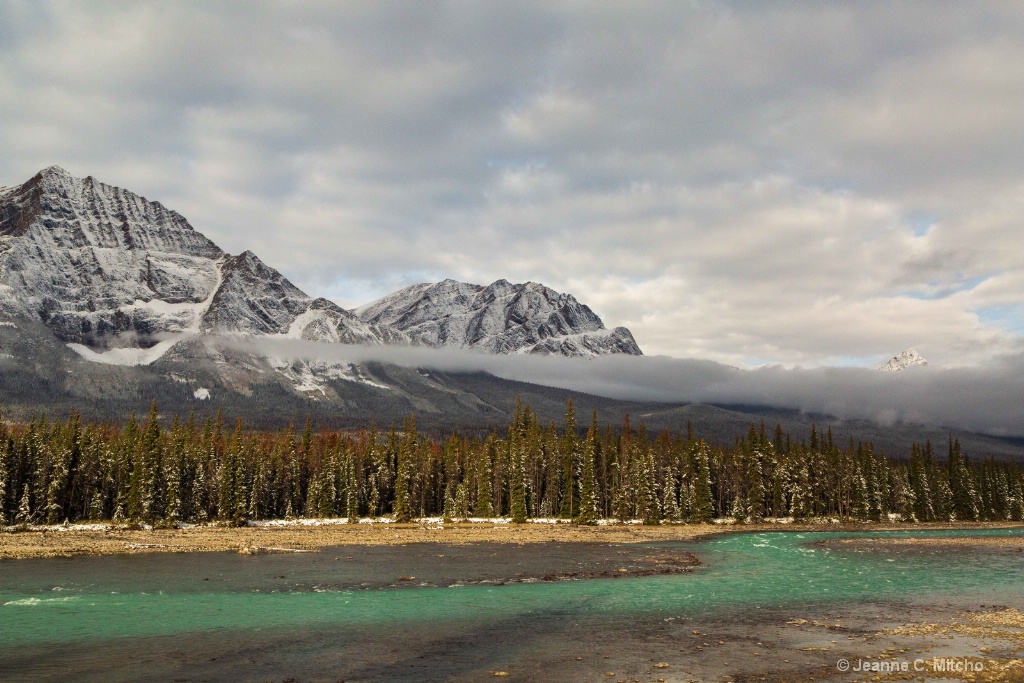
269, 357, 390, 394
0, 321, 16, 328
193, 387, 211, 400
247, 518, 352, 527
66, 337, 182, 366
328, 362, 391, 390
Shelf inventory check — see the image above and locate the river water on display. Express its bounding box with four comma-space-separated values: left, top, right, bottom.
2, 528, 1023, 682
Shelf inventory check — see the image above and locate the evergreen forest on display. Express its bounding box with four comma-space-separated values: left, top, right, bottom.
2, 398, 1021, 528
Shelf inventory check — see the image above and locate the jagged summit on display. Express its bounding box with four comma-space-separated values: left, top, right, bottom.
0, 167, 404, 357
879, 348, 929, 372
357, 278, 643, 357
1, 167, 641, 368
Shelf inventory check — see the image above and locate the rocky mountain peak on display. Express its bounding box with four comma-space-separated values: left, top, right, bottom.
2, 167, 642, 367
879, 348, 929, 372
357, 278, 642, 357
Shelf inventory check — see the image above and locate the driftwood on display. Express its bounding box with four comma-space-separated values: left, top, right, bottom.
238, 545, 314, 555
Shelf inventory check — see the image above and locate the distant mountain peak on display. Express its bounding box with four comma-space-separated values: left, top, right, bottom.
879, 348, 928, 372
356, 278, 642, 357
39, 164, 73, 179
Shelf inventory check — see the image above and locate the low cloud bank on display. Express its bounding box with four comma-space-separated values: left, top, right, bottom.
216, 338, 1024, 437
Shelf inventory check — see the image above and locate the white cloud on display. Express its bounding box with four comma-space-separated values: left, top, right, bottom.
1, 1, 1022, 368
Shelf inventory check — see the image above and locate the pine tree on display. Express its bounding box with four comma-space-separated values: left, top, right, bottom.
851, 465, 869, 521
392, 419, 413, 523
690, 441, 714, 523
218, 419, 248, 526
745, 434, 767, 522
232, 436, 249, 525
1010, 479, 1024, 522
45, 445, 71, 524
661, 465, 681, 523
509, 399, 528, 523
248, 453, 266, 522
454, 482, 469, 521
164, 425, 184, 526
909, 443, 934, 521
948, 438, 979, 521
16, 484, 32, 526
558, 398, 578, 519
730, 493, 746, 523
636, 442, 659, 525
893, 467, 916, 521
575, 416, 599, 526
345, 455, 360, 523
127, 402, 164, 524
442, 486, 456, 523
0, 438, 8, 525
476, 437, 494, 518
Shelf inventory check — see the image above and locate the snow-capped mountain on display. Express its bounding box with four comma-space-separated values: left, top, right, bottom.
0, 167, 406, 365
0, 167, 639, 369
0, 166, 223, 344
356, 278, 642, 357
879, 348, 929, 372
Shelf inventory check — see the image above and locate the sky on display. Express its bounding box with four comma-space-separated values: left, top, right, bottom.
2, 1, 1023, 368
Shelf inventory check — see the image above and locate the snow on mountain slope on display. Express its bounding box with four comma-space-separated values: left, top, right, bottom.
357, 278, 643, 357
0, 165, 641, 398
0, 167, 406, 368
0, 166, 223, 346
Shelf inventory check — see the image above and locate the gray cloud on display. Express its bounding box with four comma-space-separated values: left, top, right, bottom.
215, 338, 1024, 438
2, 1, 1023, 367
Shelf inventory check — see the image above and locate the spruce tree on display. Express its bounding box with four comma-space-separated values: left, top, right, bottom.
558, 399, 578, 519
575, 419, 599, 526
345, 455, 360, 523
454, 482, 469, 521
16, 484, 32, 525
951, 438, 979, 521
509, 399, 528, 523
392, 420, 412, 523
690, 441, 714, 523
164, 435, 184, 526
476, 436, 494, 518
0, 438, 8, 525
637, 442, 660, 524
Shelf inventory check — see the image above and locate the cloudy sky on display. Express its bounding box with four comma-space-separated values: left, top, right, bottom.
2, 1, 1023, 368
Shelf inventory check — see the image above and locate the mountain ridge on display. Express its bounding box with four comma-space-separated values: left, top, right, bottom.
356, 278, 642, 357
0, 166, 639, 362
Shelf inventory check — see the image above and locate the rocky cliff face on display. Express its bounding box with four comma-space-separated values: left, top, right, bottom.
356, 278, 643, 357
0, 166, 223, 347
1, 167, 641, 375
0, 167, 405, 355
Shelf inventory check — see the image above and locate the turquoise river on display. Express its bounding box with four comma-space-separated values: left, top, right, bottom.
2, 527, 1023, 681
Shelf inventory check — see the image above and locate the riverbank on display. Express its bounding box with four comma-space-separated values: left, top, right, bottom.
825, 533, 1024, 553
3, 519, 1023, 559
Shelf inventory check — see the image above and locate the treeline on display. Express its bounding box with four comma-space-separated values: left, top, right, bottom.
1, 399, 1022, 527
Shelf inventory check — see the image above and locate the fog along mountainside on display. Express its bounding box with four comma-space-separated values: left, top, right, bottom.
2, 400, 1020, 529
